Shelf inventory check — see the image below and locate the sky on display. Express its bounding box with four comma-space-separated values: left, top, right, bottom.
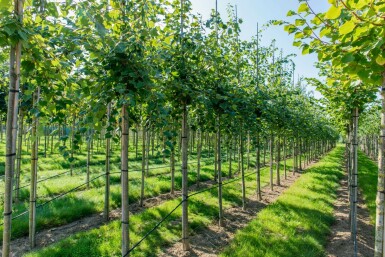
190, 0, 330, 98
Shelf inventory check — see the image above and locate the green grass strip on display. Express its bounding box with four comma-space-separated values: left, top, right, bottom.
220, 146, 345, 257
25, 157, 296, 256
357, 150, 377, 223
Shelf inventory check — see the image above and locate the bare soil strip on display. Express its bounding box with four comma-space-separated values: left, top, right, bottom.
326, 174, 374, 257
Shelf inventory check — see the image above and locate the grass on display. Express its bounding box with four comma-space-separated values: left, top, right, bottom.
0, 136, 298, 241
25, 154, 298, 256
220, 146, 345, 257
357, 150, 378, 223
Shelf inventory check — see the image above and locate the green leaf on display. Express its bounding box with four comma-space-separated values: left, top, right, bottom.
376, 56, 385, 66
341, 53, 355, 63
0, 0, 10, 10
287, 10, 296, 17
293, 41, 302, 47
325, 5, 341, 19
320, 27, 331, 38
302, 45, 310, 55
298, 3, 309, 13
295, 19, 306, 26
339, 20, 355, 35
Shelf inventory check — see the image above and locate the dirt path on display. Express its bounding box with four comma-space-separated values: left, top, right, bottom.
160, 171, 302, 257
326, 174, 374, 257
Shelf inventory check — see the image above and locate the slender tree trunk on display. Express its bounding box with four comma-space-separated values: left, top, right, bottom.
135, 124, 139, 160
375, 83, 385, 256
283, 136, 287, 180
256, 132, 261, 200
293, 137, 296, 175
241, 126, 246, 210
104, 103, 111, 221
15, 110, 23, 203
86, 130, 91, 189
146, 124, 150, 176
70, 115, 76, 176
196, 129, 202, 187
351, 108, 359, 256
263, 137, 267, 167
3, 2, 23, 253
171, 146, 175, 194
228, 136, 232, 178
217, 118, 223, 227
121, 105, 129, 256
4, 25, 21, 254
247, 131, 250, 170
181, 103, 190, 251
44, 127, 47, 158
214, 132, 218, 182
29, 88, 39, 249
299, 138, 302, 171
140, 123, 145, 206
270, 133, 274, 191
276, 136, 281, 186
50, 129, 53, 154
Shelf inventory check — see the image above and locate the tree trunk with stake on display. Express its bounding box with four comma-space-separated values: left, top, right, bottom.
29, 87, 39, 249
121, 105, 129, 256
104, 103, 111, 221
15, 109, 23, 203
3, 1, 23, 254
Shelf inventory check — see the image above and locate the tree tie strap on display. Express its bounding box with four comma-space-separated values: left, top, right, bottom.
9, 89, 20, 93
121, 221, 129, 224
5, 153, 16, 157
121, 170, 128, 173
3, 211, 12, 216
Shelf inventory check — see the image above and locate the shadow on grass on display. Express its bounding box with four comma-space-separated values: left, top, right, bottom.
220, 146, 344, 257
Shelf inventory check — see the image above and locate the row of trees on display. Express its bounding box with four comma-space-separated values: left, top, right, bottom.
281, 0, 384, 256
0, 0, 338, 256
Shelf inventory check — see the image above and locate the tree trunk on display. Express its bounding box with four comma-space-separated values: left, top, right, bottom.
217, 118, 223, 227
228, 136, 232, 178
146, 124, 150, 176
104, 103, 111, 221
240, 126, 246, 210
283, 136, 287, 180
140, 123, 145, 206
214, 132, 218, 182
269, 133, 274, 191
29, 88, 39, 249
351, 108, 359, 255
70, 115, 76, 176
3, 1, 23, 252
171, 146, 175, 194
247, 131, 250, 170
196, 129, 202, 187
121, 105, 129, 256
15, 109, 23, 203
276, 136, 280, 186
181, 103, 190, 251
256, 132, 261, 201
86, 130, 91, 190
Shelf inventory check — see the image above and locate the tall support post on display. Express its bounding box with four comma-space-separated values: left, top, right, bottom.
121, 105, 129, 256
104, 102, 111, 221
